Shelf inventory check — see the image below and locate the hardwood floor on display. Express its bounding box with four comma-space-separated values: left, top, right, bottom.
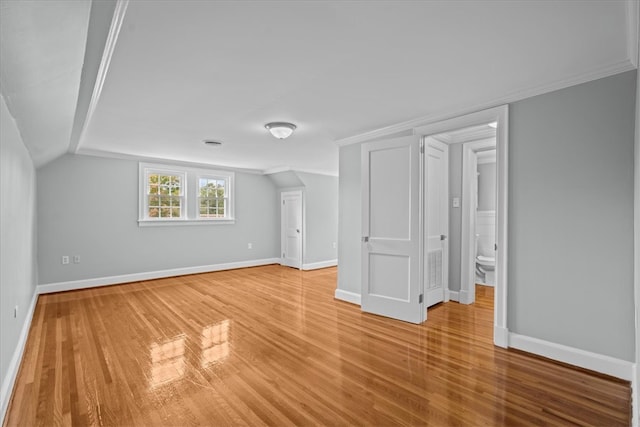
4, 266, 631, 426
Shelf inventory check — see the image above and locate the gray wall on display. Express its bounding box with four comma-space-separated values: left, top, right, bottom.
337, 144, 361, 294
448, 143, 463, 292
0, 95, 38, 396
297, 172, 338, 264
508, 70, 636, 361
477, 162, 496, 211
37, 154, 280, 284
337, 70, 636, 361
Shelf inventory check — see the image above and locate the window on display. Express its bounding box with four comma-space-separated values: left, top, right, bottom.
145, 170, 185, 219
198, 177, 228, 219
139, 163, 234, 225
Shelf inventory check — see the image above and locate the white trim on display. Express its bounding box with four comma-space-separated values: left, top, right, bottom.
263, 166, 339, 177
138, 219, 235, 227
37, 258, 280, 294
263, 166, 293, 175
302, 259, 337, 270
0, 292, 38, 423
632, 364, 638, 427
336, 61, 635, 148
448, 290, 459, 302
627, 0, 639, 68
411, 105, 509, 348
509, 333, 635, 381
494, 325, 509, 348
334, 289, 361, 305
75, 149, 265, 175
458, 289, 474, 305
72, 0, 129, 154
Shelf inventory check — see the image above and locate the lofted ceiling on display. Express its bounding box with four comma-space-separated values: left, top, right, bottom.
1, 1, 638, 174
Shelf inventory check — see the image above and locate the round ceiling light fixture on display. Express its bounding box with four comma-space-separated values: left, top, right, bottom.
265, 122, 296, 139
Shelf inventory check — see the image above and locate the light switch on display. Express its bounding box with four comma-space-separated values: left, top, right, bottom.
452, 197, 460, 208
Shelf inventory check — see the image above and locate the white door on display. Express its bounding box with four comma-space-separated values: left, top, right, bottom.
424, 138, 449, 307
361, 135, 423, 324
281, 191, 302, 269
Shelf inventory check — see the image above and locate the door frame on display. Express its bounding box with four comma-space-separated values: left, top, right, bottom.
280, 190, 303, 269
413, 105, 509, 348
461, 138, 496, 305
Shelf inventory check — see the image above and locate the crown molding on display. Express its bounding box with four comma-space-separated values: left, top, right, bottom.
335, 59, 636, 147
69, 0, 129, 154
75, 147, 265, 174
263, 166, 293, 175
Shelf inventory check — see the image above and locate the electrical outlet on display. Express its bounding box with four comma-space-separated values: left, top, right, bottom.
73, 255, 80, 264
247, 243, 252, 249
61, 256, 70, 265
14, 306, 18, 318
332, 242, 337, 249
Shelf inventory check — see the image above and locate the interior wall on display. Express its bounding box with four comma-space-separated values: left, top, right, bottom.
0, 94, 37, 402
448, 144, 463, 292
296, 172, 338, 265
337, 143, 361, 294
508, 70, 636, 361
37, 154, 280, 285
336, 70, 637, 362
477, 162, 496, 211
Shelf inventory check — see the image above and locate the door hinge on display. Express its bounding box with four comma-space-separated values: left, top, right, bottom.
282, 252, 285, 258
283, 200, 285, 205
419, 294, 424, 303
494, 243, 498, 251
420, 143, 425, 154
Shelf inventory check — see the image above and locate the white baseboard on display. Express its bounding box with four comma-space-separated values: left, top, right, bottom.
458, 289, 473, 304
334, 289, 361, 306
1, 291, 38, 423
494, 325, 509, 348
302, 259, 337, 271
448, 290, 460, 302
509, 332, 634, 381
632, 363, 638, 427
37, 258, 281, 294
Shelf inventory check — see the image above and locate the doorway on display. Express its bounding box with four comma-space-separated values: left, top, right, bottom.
414, 105, 509, 347
281, 190, 303, 269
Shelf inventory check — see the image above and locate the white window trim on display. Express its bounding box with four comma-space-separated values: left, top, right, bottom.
138, 163, 235, 226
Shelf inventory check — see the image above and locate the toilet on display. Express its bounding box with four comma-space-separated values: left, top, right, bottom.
476, 255, 495, 286
475, 233, 495, 285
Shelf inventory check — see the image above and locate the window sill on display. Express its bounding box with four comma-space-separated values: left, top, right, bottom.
138, 218, 236, 227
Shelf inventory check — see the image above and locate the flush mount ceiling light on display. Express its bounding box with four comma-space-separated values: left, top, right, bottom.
265, 122, 296, 139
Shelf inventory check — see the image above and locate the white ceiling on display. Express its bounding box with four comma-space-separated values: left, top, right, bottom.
0, 0, 90, 167
1, 1, 637, 174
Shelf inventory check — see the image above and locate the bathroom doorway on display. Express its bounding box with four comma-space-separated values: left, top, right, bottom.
413, 105, 509, 347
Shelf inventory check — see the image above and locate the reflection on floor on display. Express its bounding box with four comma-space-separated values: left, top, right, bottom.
5, 265, 631, 426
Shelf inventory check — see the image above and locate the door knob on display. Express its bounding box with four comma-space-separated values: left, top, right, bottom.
440, 234, 447, 241
296, 229, 300, 233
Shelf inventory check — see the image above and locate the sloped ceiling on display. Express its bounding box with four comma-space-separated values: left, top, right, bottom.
0, 0, 90, 167
2, 1, 638, 174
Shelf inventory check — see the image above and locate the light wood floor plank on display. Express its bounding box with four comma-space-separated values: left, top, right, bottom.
4, 266, 631, 426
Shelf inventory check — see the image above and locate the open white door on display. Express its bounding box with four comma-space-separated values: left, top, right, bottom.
281, 190, 302, 269
361, 135, 423, 324
424, 138, 449, 307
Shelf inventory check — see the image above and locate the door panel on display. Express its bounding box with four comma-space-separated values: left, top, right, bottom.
425, 138, 449, 307
281, 191, 302, 269
361, 135, 423, 324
